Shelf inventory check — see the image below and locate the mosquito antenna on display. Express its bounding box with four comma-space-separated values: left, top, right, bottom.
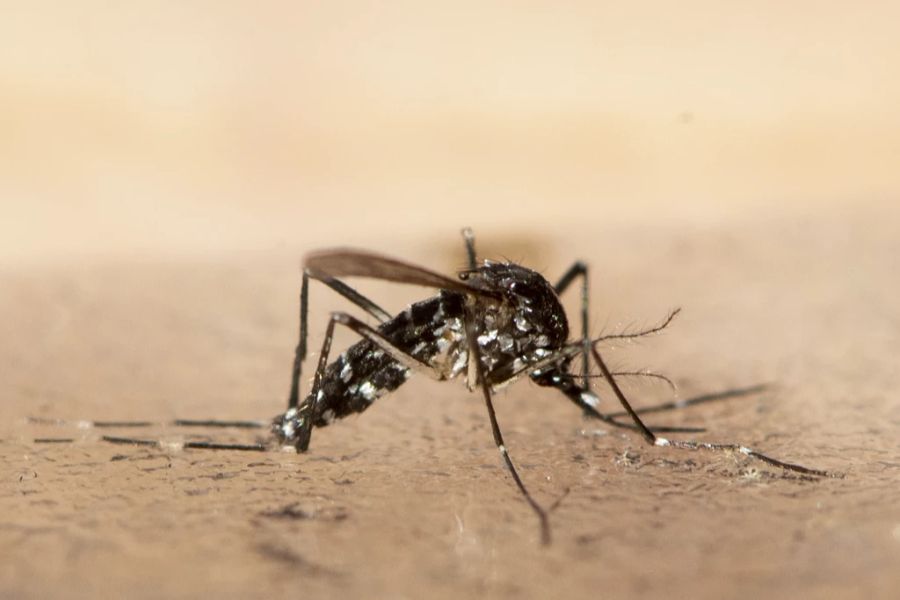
593, 308, 681, 344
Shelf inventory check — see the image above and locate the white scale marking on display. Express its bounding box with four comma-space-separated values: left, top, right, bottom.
450, 350, 468, 375
477, 329, 499, 345
514, 315, 532, 332
580, 391, 600, 409
358, 381, 377, 402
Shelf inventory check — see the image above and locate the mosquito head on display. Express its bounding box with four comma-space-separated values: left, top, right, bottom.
462, 261, 569, 347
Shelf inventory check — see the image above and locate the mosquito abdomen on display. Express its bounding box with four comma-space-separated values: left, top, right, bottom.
310, 291, 466, 425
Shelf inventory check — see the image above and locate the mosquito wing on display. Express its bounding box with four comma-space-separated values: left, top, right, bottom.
304, 249, 501, 299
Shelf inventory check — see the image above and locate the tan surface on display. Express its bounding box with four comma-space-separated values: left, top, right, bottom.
3, 211, 899, 599
2, 3, 900, 599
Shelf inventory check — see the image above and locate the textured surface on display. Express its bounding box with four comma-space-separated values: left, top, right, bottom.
3, 209, 899, 600
3, 4, 900, 597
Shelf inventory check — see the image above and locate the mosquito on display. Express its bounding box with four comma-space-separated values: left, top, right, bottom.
32, 228, 832, 544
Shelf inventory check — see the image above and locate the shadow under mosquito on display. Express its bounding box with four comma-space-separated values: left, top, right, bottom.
605, 383, 770, 430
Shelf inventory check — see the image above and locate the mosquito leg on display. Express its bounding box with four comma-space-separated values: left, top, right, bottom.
536, 372, 706, 434
320, 313, 448, 381
315, 275, 392, 322
575, 380, 767, 433
37, 267, 394, 437
171, 419, 268, 429
287, 271, 310, 409
461, 227, 477, 270
101, 435, 267, 452
288, 269, 393, 409
589, 345, 831, 477
497, 343, 696, 433
27, 416, 269, 430
554, 261, 592, 392
464, 305, 551, 545
281, 310, 453, 451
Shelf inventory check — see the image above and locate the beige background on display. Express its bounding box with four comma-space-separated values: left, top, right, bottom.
1, 2, 899, 599
3, 1, 900, 265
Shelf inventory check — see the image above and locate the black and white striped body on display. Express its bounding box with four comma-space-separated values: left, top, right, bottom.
310, 290, 468, 425
273, 261, 571, 449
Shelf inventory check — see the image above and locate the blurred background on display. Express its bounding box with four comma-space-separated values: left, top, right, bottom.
2, 1, 898, 267
3, 6, 900, 598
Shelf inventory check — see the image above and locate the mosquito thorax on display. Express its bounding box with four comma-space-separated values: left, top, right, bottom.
462, 261, 570, 371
